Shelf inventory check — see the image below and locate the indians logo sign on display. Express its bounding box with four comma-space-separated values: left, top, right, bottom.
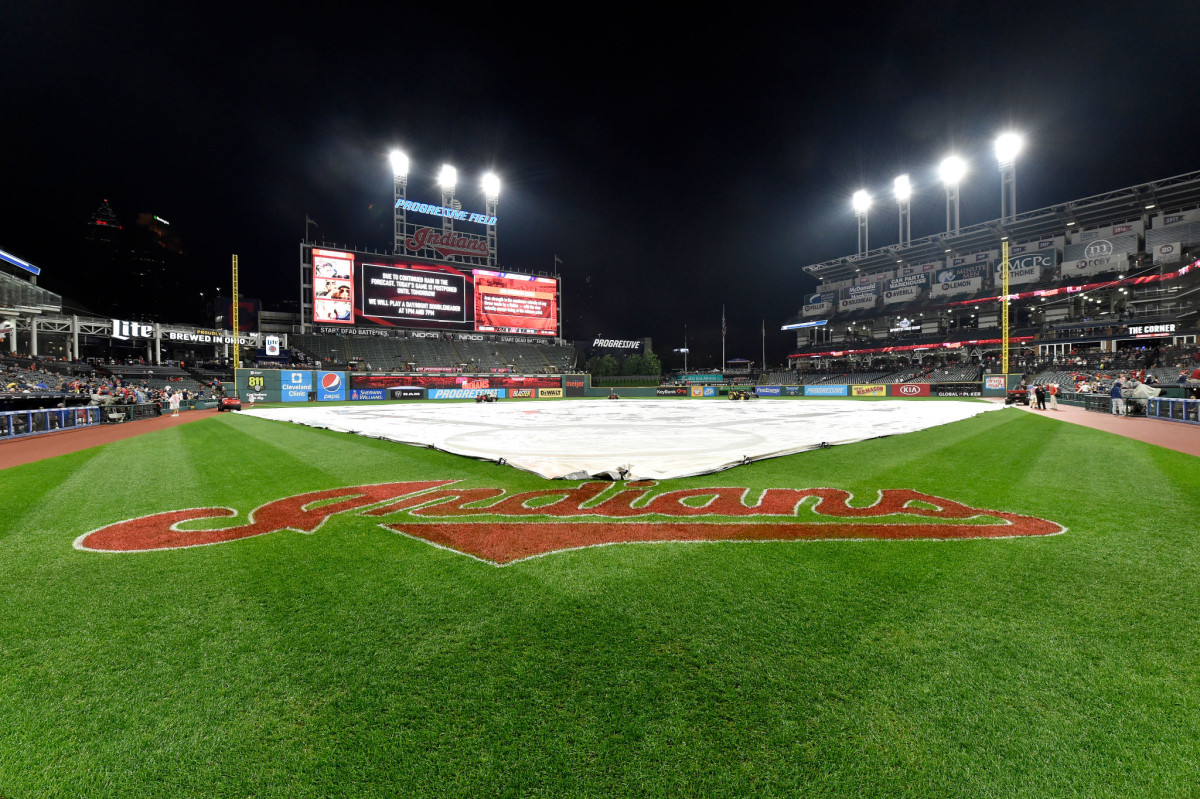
404, 227, 489, 258
75, 481, 1064, 565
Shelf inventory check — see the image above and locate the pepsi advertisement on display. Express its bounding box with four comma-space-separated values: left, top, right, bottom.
317, 372, 346, 401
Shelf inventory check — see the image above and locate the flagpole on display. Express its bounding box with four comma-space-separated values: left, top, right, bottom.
721, 305, 726, 372
762, 319, 766, 372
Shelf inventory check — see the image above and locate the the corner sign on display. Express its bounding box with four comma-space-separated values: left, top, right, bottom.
395, 200, 496, 226
1127, 323, 1175, 337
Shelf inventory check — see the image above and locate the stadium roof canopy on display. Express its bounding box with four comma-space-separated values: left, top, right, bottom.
802, 169, 1200, 282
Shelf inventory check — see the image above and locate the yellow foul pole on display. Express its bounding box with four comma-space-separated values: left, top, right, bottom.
1001, 241, 1010, 375
232, 254, 239, 397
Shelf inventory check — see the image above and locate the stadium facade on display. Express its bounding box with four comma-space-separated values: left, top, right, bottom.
785, 170, 1200, 366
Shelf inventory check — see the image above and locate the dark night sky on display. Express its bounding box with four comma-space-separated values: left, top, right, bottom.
3, 2, 1199, 368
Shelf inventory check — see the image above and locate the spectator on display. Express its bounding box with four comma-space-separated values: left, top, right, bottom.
1034, 384, 1046, 411
1110, 376, 1125, 416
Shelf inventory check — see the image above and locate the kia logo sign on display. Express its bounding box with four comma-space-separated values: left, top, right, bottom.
899, 385, 921, 395
321, 373, 341, 391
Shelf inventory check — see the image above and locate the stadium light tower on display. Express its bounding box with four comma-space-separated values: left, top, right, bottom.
996, 133, 1022, 223
939, 156, 966, 235
390, 150, 409, 254
439, 164, 457, 239
894, 174, 911, 247
852, 190, 872, 254
482, 173, 499, 267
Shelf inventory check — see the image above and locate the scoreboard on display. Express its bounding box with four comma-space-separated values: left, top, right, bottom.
311, 248, 558, 336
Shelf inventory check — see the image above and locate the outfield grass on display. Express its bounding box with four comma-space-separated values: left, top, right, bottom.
1, 408, 1198, 797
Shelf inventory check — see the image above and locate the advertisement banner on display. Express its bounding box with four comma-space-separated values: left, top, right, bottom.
1064, 235, 1139, 262
803, 291, 837, 317
839, 283, 879, 311
280, 370, 313, 402
983, 376, 1006, 390
883, 273, 929, 304
995, 253, 1054, 286
510, 388, 534, 398
1152, 242, 1182, 265
349, 374, 560, 390
783, 385, 802, 396
929, 264, 988, 298
755, 386, 782, 396
690, 387, 704, 397
889, 383, 930, 397
350, 389, 385, 401
1062, 252, 1128, 278
388, 388, 424, 400
852, 384, 886, 397
317, 371, 346, 402
537, 388, 563, 398
702, 386, 717, 397
805, 384, 848, 396
563, 375, 588, 397
931, 383, 982, 397
429, 388, 507, 399
656, 387, 688, 396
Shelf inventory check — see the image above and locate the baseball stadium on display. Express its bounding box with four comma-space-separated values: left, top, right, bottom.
5, 25, 1200, 788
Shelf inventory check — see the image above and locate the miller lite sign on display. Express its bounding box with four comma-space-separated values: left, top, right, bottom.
111, 319, 154, 340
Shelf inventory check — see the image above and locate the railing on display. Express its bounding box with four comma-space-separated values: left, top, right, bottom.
0, 406, 102, 439
1147, 397, 1200, 425
98, 403, 162, 424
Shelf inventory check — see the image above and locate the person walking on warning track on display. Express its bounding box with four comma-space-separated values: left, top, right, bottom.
169, 391, 181, 417
1110, 376, 1125, 416
1048, 383, 1059, 411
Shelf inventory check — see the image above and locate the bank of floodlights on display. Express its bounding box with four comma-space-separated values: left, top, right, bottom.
482, 173, 500, 199
995, 132, 1023, 222
438, 164, 457, 190
389, 150, 409, 178
852, 190, 871, 254
939, 155, 966, 234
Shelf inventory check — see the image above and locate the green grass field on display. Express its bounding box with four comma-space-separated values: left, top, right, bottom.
2, 407, 1198, 797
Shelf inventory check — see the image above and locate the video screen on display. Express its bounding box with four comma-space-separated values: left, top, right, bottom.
312, 249, 354, 324
359, 263, 467, 323
473, 270, 558, 336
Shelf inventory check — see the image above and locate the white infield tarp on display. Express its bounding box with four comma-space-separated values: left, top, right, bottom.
238, 398, 998, 479
242, 399, 1001, 481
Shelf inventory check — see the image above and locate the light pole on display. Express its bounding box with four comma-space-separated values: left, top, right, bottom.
894, 174, 911, 247
852, 190, 872, 254
390, 150, 409, 254
939, 156, 966, 235
996, 133, 1022, 223
439, 164, 457, 243
482, 172, 499, 268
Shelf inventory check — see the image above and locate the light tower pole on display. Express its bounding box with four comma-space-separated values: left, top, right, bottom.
390, 151, 409, 254
439, 164, 457, 242
939, 156, 966, 235
894, 174, 911, 247
482, 173, 500, 268
996, 133, 1022, 223
852, 190, 871, 254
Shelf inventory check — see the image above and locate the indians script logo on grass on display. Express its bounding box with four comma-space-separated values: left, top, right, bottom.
74, 481, 1065, 565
